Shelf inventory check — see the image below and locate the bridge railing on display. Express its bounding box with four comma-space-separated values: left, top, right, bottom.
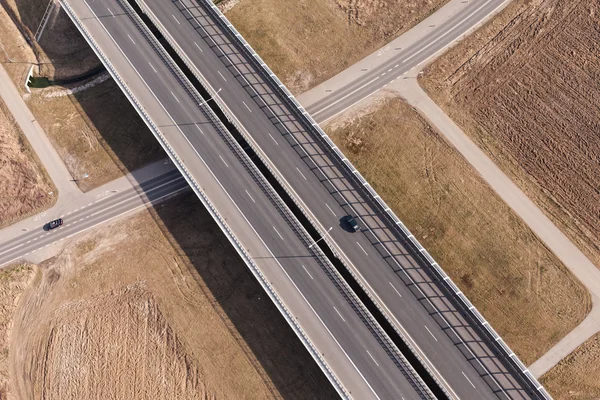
193, 1, 552, 398
58, 1, 351, 397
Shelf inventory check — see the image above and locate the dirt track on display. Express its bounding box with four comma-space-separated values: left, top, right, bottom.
421, 0, 600, 268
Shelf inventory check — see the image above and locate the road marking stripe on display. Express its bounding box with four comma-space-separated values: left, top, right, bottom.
403, 0, 494, 63
268, 133, 278, 145
172, 14, 180, 24
195, 124, 204, 135
333, 306, 346, 322
242, 101, 252, 112
325, 203, 336, 217
127, 34, 135, 44
302, 265, 313, 280
219, 155, 229, 168
389, 282, 402, 297
0, 243, 23, 256
245, 190, 255, 203
149, 62, 157, 73
217, 70, 227, 81
462, 371, 476, 388
194, 41, 203, 52
171, 91, 180, 103
424, 325, 438, 341
356, 242, 368, 256
296, 167, 307, 180
366, 350, 380, 367
107, 7, 114, 17
272, 226, 284, 240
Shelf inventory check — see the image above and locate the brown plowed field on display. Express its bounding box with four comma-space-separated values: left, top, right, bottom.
421, 0, 600, 267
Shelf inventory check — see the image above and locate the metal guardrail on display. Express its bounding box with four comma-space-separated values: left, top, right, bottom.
58, 1, 351, 398
136, 1, 451, 398
116, 0, 436, 397
193, 1, 553, 399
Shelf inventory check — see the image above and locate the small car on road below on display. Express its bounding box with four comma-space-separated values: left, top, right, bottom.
341, 215, 360, 232
45, 218, 63, 231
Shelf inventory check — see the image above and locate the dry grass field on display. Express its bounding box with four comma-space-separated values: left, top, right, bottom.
541, 333, 600, 399
326, 98, 590, 364
6, 194, 335, 399
227, 0, 449, 93
26, 79, 164, 191
421, 0, 600, 269
0, 0, 163, 192
0, 97, 55, 228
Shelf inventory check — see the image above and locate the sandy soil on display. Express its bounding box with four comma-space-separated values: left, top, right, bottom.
326, 98, 590, 364
0, 97, 56, 228
420, 0, 600, 269
541, 332, 600, 399
227, 0, 449, 93
0, 264, 35, 399
6, 194, 336, 399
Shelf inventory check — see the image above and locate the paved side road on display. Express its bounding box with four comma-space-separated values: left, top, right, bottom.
0, 64, 79, 202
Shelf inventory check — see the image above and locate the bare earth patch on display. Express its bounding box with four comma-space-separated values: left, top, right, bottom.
7, 194, 335, 399
326, 98, 590, 365
540, 332, 600, 399
227, 0, 449, 93
420, 0, 600, 269
0, 97, 56, 228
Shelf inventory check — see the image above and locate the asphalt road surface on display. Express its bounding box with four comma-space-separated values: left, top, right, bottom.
301, 0, 510, 123
135, 0, 540, 398
0, 169, 189, 267
55, 0, 434, 398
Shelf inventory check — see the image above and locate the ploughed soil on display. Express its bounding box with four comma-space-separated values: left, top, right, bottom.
420, 0, 600, 269
6, 194, 336, 399
326, 97, 590, 365
227, 0, 449, 93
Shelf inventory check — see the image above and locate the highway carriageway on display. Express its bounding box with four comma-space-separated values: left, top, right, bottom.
131, 0, 547, 398
60, 0, 435, 398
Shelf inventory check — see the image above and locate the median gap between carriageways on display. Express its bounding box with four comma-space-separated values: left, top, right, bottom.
125, 1, 448, 398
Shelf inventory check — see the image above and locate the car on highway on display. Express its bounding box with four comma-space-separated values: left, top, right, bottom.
45, 218, 63, 231
341, 215, 360, 232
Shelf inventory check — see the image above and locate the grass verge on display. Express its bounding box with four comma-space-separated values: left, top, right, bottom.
0, 97, 56, 228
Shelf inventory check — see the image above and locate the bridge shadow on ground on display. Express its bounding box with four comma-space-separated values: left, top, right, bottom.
145, 192, 340, 399
5, 2, 338, 396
